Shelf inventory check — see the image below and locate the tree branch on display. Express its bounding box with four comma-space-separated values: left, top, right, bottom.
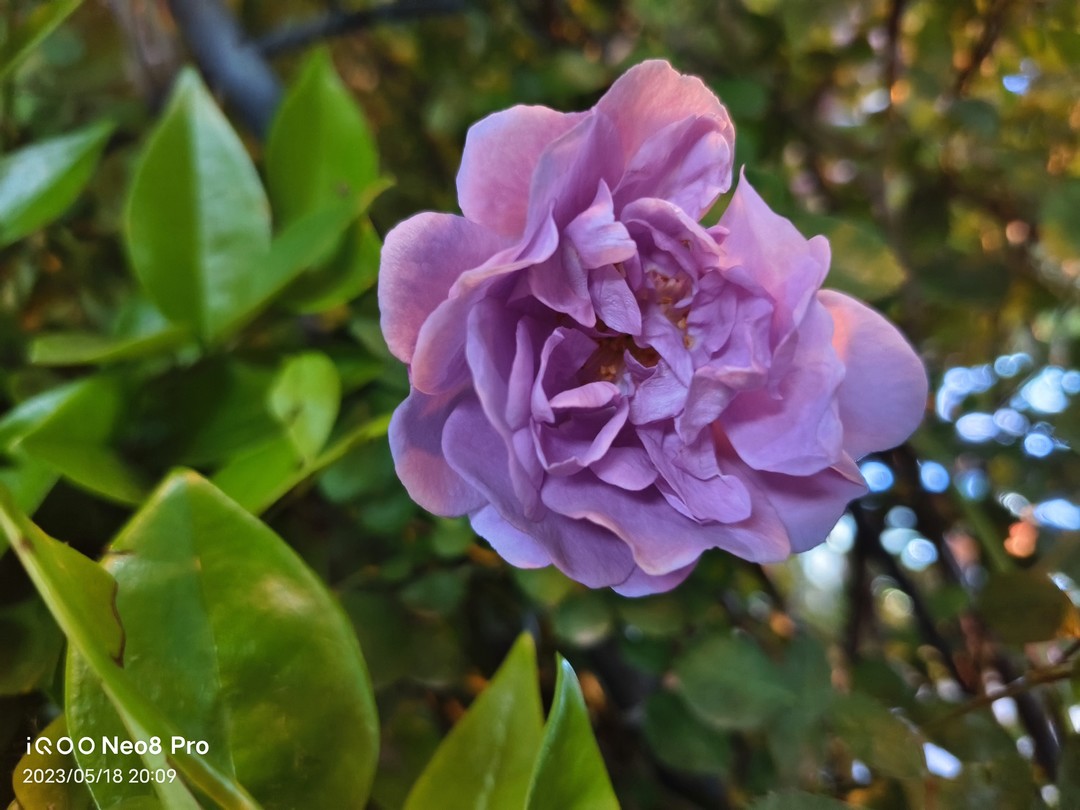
164, 0, 282, 138
256, 0, 467, 59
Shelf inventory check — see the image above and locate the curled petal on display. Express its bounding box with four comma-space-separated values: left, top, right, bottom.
820, 290, 928, 459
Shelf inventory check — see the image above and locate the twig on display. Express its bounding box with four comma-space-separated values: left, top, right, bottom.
164, 0, 282, 137
952, 0, 1015, 97
928, 661, 1074, 729
256, 0, 467, 58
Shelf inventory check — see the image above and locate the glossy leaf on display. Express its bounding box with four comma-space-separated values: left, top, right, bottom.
213, 411, 390, 514
286, 216, 383, 313
13, 375, 147, 504
66, 471, 379, 809
405, 633, 543, 810
0, 121, 113, 246
0, 457, 58, 515
268, 352, 341, 462
976, 570, 1079, 644
12, 716, 96, 810
0, 485, 250, 809
673, 634, 795, 730
525, 655, 619, 810
0, 0, 83, 82
266, 47, 380, 226
124, 68, 271, 341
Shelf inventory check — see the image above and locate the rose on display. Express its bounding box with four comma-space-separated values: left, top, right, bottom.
378, 60, 926, 595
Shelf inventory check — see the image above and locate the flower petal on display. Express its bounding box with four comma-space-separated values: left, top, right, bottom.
756, 455, 867, 553
457, 105, 584, 237
722, 301, 845, 474
470, 505, 552, 568
597, 60, 735, 218
820, 290, 928, 458
378, 213, 511, 364
613, 563, 696, 597
718, 173, 830, 347
444, 400, 637, 587
389, 388, 485, 516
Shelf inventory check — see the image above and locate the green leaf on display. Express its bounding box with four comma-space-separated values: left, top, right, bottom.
643, 691, 732, 775
285, 216, 383, 313
976, 571, 1079, 644
525, 655, 619, 810
12, 716, 96, 810
673, 634, 795, 730
405, 634, 544, 810
66, 471, 379, 809
213, 411, 390, 514
552, 591, 614, 648
124, 68, 271, 342
748, 791, 854, 810
29, 300, 190, 366
0, 457, 58, 515
14, 375, 148, 505
0, 595, 62, 695
0, 0, 83, 82
0, 485, 250, 809
800, 215, 907, 301
0, 121, 113, 247
268, 352, 341, 462
831, 692, 926, 780
212, 197, 362, 339
1040, 180, 1080, 263
266, 47, 380, 226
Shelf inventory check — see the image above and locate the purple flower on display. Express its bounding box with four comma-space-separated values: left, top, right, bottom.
379, 61, 926, 595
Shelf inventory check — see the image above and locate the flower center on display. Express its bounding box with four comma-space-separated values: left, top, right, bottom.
583, 331, 659, 382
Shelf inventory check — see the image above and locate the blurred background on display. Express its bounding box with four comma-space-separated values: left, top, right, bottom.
2, 0, 1080, 807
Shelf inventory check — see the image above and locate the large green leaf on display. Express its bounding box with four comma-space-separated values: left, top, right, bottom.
13, 375, 147, 505
124, 69, 271, 342
29, 301, 190, 367
525, 656, 619, 810
800, 215, 907, 302
0, 486, 250, 809
266, 48, 379, 226
1060, 735, 1080, 810
0, 0, 83, 82
405, 634, 543, 810
673, 634, 795, 730
65, 471, 379, 810
0, 121, 113, 247
830, 692, 926, 781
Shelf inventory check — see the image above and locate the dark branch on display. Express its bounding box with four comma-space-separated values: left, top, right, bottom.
256, 0, 467, 59
164, 0, 282, 138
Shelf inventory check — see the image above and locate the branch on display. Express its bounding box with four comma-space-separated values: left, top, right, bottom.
952, 0, 1015, 97
164, 0, 282, 138
256, 0, 467, 59
928, 661, 1074, 729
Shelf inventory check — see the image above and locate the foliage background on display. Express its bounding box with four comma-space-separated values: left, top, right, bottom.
2, 0, 1080, 808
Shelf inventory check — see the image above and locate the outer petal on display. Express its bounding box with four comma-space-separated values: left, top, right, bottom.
389, 389, 485, 516
378, 213, 512, 364
613, 563, 696, 597
819, 290, 928, 459
470, 505, 552, 568
597, 60, 735, 217
751, 454, 867, 552
457, 105, 584, 237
